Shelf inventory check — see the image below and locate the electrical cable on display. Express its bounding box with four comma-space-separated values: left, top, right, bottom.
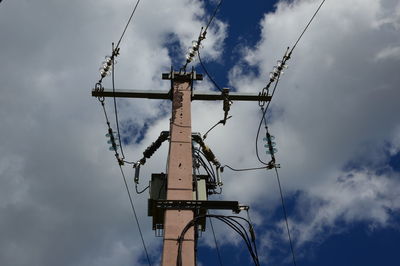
208, 214, 223, 266
222, 164, 270, 172
274, 167, 297, 266
202, 115, 232, 140
115, 0, 142, 51
118, 164, 152, 266
204, 0, 224, 33
198, 49, 223, 92
177, 214, 259, 266
182, 0, 224, 71
111, 45, 126, 160
135, 183, 150, 194
255, 0, 327, 164
289, 0, 327, 57
255, 71, 281, 165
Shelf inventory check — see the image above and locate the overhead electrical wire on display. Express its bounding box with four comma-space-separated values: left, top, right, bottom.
252, 1, 327, 265
118, 165, 152, 266
111, 44, 127, 160
198, 48, 223, 93
256, 0, 327, 163
177, 214, 259, 266
204, 0, 224, 33
115, 0, 142, 51
208, 215, 223, 266
222, 164, 270, 172
274, 167, 297, 266
182, 0, 224, 71
289, 0, 327, 57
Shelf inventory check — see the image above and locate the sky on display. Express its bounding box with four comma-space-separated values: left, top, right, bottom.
1, 0, 400, 266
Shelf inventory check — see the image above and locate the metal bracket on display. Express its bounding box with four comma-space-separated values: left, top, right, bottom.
162, 70, 203, 81
150, 199, 242, 213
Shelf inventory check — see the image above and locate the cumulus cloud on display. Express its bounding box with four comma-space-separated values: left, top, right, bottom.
0, 0, 226, 265
225, 0, 400, 258
1, 0, 400, 265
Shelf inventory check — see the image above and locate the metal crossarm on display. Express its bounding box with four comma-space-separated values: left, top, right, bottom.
92, 89, 271, 102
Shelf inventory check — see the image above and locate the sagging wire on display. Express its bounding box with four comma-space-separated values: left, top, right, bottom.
252, 2, 327, 262
198, 48, 223, 93
202, 115, 232, 140
95, 82, 124, 166
208, 213, 223, 266
94, 0, 143, 161
94, 84, 151, 265
192, 134, 223, 190
118, 164, 152, 266
256, 0, 327, 163
177, 214, 259, 266
221, 165, 271, 172
274, 166, 297, 266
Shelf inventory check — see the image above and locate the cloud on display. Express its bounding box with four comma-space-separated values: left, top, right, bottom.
225, 0, 400, 257
0, 0, 227, 265
1, 0, 400, 264
375, 46, 400, 61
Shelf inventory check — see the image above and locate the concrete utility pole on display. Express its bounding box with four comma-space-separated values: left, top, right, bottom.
162, 72, 196, 266
92, 69, 270, 266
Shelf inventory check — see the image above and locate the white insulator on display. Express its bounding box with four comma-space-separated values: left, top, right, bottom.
105, 56, 112, 63
192, 42, 199, 51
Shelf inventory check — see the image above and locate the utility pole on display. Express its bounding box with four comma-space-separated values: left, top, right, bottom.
92, 69, 270, 266
161, 71, 198, 266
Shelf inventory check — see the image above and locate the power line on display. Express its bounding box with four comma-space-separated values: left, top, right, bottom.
182, 0, 224, 70
256, 0, 327, 164
289, 0, 327, 57
118, 164, 152, 266
115, 0, 142, 51
274, 167, 297, 266
177, 214, 259, 266
204, 0, 224, 34
111, 43, 126, 160
208, 214, 223, 266
222, 164, 270, 172
255, 68, 283, 165
198, 49, 223, 92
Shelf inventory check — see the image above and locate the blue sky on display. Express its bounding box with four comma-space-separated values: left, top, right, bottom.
1, 0, 400, 266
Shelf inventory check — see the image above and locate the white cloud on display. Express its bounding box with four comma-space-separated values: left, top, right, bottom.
225, 0, 400, 256
0, 0, 227, 265
375, 45, 400, 60
1, 0, 400, 264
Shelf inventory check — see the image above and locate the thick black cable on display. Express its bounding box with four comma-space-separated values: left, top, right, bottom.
115, 0, 142, 51
118, 165, 152, 266
111, 46, 126, 159
198, 49, 223, 92
255, 0, 327, 163
177, 214, 259, 266
135, 183, 150, 194
195, 149, 216, 178
194, 153, 216, 184
208, 215, 223, 266
274, 167, 297, 266
223, 164, 270, 172
289, 0, 327, 56
255, 72, 281, 165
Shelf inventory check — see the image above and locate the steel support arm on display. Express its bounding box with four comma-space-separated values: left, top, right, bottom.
91, 89, 271, 102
